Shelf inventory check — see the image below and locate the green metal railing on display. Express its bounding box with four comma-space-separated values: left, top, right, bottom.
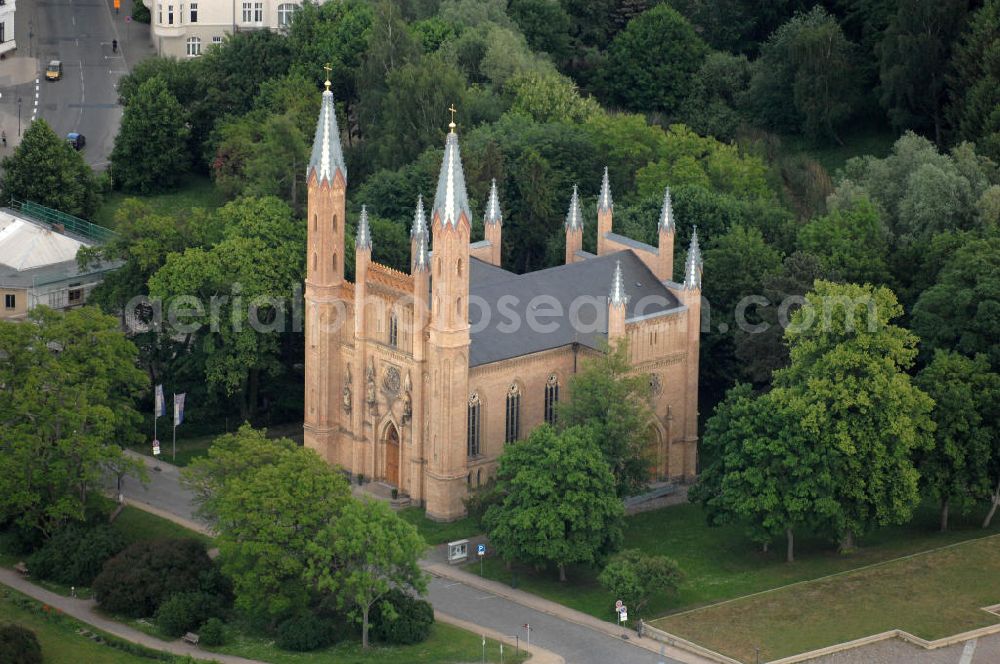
8, 198, 117, 244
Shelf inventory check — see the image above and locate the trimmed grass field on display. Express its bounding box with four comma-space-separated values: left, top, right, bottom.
399, 507, 480, 546
0, 585, 170, 663
92, 174, 226, 229
110, 505, 212, 545
653, 533, 1000, 662
201, 622, 527, 664
130, 421, 304, 467
471, 501, 1000, 623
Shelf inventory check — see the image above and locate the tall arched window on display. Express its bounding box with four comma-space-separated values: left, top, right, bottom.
186, 37, 201, 57
505, 383, 520, 444
388, 312, 398, 347
332, 214, 338, 231
544, 374, 559, 425
467, 392, 481, 457
277, 2, 298, 27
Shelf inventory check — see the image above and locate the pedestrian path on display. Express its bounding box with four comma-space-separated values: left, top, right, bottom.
0, 568, 263, 663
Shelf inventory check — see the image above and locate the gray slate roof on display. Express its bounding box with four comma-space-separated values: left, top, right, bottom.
468, 251, 681, 366
307, 89, 347, 185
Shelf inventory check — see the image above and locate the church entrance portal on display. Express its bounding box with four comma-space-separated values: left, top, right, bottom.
384, 423, 400, 487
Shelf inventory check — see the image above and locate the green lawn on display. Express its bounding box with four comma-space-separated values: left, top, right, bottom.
654, 534, 1000, 662
470, 500, 1000, 623
130, 421, 303, 467
0, 585, 175, 663
209, 622, 527, 664
399, 508, 480, 546
110, 505, 212, 545
92, 174, 226, 229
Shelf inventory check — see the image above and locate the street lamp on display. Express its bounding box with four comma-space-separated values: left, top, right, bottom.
17, 97, 22, 137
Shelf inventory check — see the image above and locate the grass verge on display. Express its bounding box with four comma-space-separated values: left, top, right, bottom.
131, 421, 303, 467
398, 508, 480, 546
0, 584, 175, 663
652, 534, 1000, 662
469, 501, 1000, 622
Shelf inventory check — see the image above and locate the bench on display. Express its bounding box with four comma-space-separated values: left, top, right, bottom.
14, 562, 29, 576
182, 632, 199, 646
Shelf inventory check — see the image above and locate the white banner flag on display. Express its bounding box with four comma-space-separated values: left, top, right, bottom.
154, 384, 166, 418
173, 393, 186, 426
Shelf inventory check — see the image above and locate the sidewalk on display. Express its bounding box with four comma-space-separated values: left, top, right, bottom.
422, 557, 718, 664
0, 568, 263, 663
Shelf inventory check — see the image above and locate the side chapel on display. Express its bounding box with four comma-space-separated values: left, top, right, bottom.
304, 80, 703, 521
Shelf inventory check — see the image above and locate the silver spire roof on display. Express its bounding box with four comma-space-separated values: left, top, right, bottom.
658, 187, 675, 232
484, 179, 502, 226
413, 232, 430, 272
565, 184, 583, 231
432, 132, 471, 228
307, 87, 347, 186
684, 227, 702, 290
609, 259, 628, 307
598, 167, 613, 212
410, 195, 427, 238
356, 205, 372, 250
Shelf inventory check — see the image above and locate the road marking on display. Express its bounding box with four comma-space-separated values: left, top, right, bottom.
72, 16, 76, 26
475, 594, 497, 600
442, 582, 463, 588
959, 639, 977, 664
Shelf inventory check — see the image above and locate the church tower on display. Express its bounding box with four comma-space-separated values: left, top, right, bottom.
303, 74, 348, 463
608, 259, 627, 342
679, 229, 702, 479
425, 114, 473, 521
564, 185, 583, 264
483, 179, 502, 266
596, 167, 613, 255
656, 187, 675, 282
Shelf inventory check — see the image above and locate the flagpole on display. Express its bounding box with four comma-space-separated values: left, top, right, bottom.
173, 392, 177, 462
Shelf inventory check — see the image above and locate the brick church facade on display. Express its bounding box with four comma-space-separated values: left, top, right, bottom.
303, 82, 703, 521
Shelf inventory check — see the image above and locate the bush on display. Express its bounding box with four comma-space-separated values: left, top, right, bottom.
0, 624, 42, 664
370, 589, 434, 645
276, 613, 334, 652
155, 592, 224, 638
93, 539, 213, 618
198, 617, 226, 647
132, 0, 151, 23
28, 523, 125, 587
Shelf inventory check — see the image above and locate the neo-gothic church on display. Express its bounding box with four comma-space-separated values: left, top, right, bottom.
303, 82, 703, 521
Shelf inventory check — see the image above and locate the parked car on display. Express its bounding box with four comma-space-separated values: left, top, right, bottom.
45, 60, 63, 81
66, 132, 85, 150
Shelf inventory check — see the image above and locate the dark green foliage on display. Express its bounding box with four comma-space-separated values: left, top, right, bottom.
797, 198, 891, 285
603, 4, 708, 112
948, 0, 1000, 162
155, 592, 225, 638
93, 539, 214, 618
198, 618, 226, 647
131, 0, 151, 23
0, 624, 42, 664
0, 119, 100, 218
509, 0, 572, 60
276, 613, 335, 652
27, 523, 125, 587
369, 589, 434, 645
111, 76, 190, 193
679, 52, 752, 142
598, 549, 683, 615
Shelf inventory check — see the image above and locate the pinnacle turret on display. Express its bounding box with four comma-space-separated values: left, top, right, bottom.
484, 179, 502, 226
598, 167, 613, 212
609, 259, 628, 308
411, 195, 428, 239
413, 232, 430, 272
356, 205, 372, 250
684, 228, 702, 290
658, 187, 674, 232
307, 86, 347, 186
565, 185, 583, 231
432, 132, 471, 228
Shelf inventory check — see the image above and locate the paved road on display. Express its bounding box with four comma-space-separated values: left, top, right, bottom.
118, 452, 684, 664
2, 0, 143, 168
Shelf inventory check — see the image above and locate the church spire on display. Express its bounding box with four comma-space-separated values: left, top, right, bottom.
598, 166, 613, 212
565, 185, 583, 230
484, 179, 502, 226
432, 127, 471, 228
411, 195, 427, 239
684, 227, 702, 290
356, 205, 372, 250
658, 186, 675, 232
609, 259, 628, 307
307, 73, 347, 186
413, 231, 429, 272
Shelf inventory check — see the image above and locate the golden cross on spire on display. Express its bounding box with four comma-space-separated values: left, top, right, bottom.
448, 104, 457, 133
323, 63, 332, 91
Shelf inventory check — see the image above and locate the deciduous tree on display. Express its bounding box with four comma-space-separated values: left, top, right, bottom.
598, 549, 682, 617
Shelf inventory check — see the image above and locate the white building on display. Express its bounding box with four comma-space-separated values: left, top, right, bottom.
149, 0, 307, 59
0, 0, 17, 57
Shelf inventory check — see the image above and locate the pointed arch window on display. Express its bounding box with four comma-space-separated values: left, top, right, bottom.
388, 312, 398, 347
467, 392, 481, 457
505, 383, 521, 444
544, 374, 559, 425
